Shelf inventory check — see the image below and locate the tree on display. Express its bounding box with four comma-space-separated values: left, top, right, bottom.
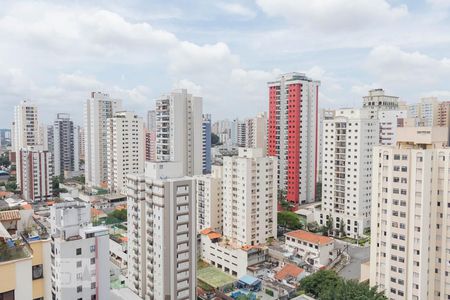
325, 215, 334, 236
299, 270, 341, 298
320, 279, 387, 300
109, 209, 127, 222
211, 133, 220, 145
0, 152, 10, 168
278, 211, 303, 230
299, 270, 387, 300
5, 182, 17, 192
339, 219, 346, 237
307, 221, 320, 233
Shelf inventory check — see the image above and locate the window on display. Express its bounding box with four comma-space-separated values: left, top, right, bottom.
76, 248, 82, 255
90, 245, 96, 253
77, 261, 82, 268
91, 282, 96, 289
90, 258, 95, 265
77, 286, 82, 293
0, 290, 14, 300
32, 264, 44, 280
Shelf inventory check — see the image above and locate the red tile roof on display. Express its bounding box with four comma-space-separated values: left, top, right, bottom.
275, 263, 304, 281
286, 230, 334, 245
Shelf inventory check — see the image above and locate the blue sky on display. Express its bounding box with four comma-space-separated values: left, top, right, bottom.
0, 0, 450, 127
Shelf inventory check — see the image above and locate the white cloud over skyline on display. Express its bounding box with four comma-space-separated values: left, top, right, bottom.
0, 0, 449, 127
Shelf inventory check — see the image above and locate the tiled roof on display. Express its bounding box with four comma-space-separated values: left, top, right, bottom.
0, 210, 21, 221
285, 230, 334, 245
275, 263, 304, 281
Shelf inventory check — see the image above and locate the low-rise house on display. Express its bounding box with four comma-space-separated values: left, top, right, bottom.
200, 228, 267, 278
285, 230, 335, 269
274, 263, 306, 286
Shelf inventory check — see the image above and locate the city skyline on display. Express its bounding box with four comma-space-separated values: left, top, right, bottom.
1, 0, 450, 127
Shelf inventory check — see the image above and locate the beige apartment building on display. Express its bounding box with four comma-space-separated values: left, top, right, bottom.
370, 126, 450, 300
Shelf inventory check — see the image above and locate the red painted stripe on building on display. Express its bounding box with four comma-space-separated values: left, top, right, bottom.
314, 85, 319, 201
286, 83, 301, 207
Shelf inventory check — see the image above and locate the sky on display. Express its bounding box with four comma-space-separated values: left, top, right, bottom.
1, 0, 450, 127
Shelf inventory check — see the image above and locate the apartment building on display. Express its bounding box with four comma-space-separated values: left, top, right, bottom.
222, 148, 277, 246
12, 100, 40, 155
127, 161, 197, 300
370, 126, 450, 300
155, 89, 203, 176
17, 146, 52, 202
245, 112, 268, 151
53, 113, 79, 177
195, 165, 223, 233
407, 97, 440, 127
437, 101, 450, 127
84, 92, 122, 187
285, 230, 335, 270
268, 72, 319, 208
49, 201, 110, 300
202, 114, 212, 174
317, 109, 336, 183
362, 88, 399, 119
144, 128, 156, 161
317, 109, 378, 238
378, 110, 408, 146
107, 111, 144, 194
0, 208, 52, 300
78, 126, 85, 161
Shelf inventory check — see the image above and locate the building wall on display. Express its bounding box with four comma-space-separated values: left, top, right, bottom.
318, 109, 378, 238
84, 92, 121, 187
268, 73, 319, 208
370, 142, 450, 300
18, 147, 52, 202
155, 89, 203, 177
127, 161, 197, 300
222, 148, 277, 246
0, 258, 33, 300
107, 111, 144, 194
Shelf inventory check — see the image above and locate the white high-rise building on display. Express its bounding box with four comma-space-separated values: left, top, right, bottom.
53, 113, 80, 177
147, 110, 156, 131
155, 89, 202, 176
84, 92, 121, 187
198, 148, 277, 278
78, 126, 85, 161
378, 110, 407, 146
222, 148, 277, 246
127, 161, 197, 300
268, 73, 320, 208
12, 100, 40, 155
370, 126, 449, 300
17, 145, 52, 202
317, 109, 336, 182
195, 165, 223, 233
407, 97, 440, 127
244, 112, 268, 151
107, 111, 144, 194
362, 88, 399, 119
317, 109, 378, 238
50, 201, 110, 300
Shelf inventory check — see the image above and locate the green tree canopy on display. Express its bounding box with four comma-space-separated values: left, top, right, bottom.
299, 270, 386, 300
278, 211, 303, 230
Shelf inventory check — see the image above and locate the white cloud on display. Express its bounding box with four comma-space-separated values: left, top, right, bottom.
367, 45, 450, 84
256, 0, 408, 31
427, 0, 450, 8
217, 2, 256, 18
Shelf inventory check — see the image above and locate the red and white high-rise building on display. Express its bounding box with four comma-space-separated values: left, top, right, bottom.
268, 73, 320, 209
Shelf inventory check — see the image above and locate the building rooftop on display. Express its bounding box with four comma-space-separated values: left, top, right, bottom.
274, 263, 305, 281
285, 230, 334, 245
